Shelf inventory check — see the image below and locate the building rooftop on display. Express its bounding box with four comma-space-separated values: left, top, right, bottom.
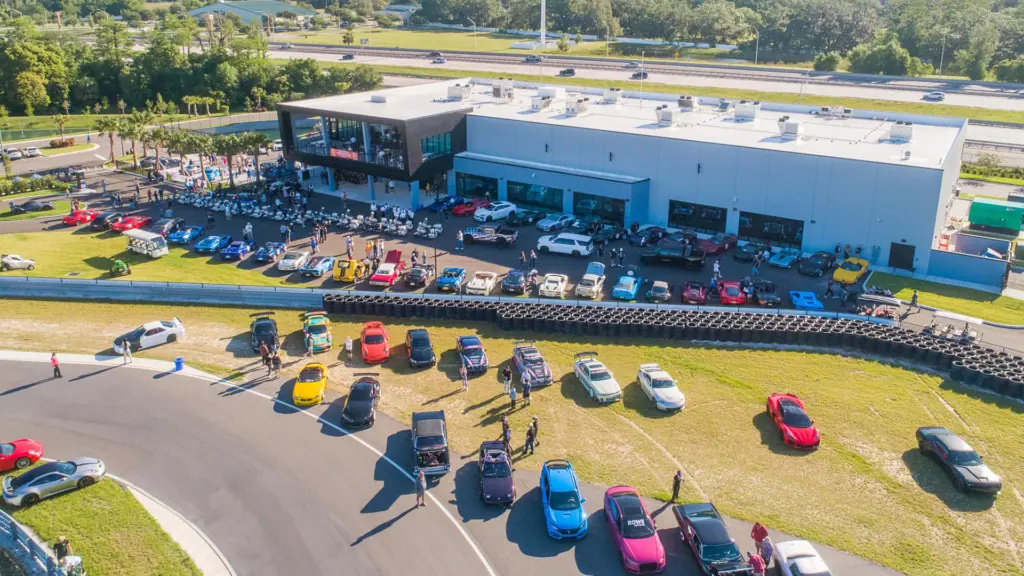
189, 0, 316, 16
282, 78, 966, 169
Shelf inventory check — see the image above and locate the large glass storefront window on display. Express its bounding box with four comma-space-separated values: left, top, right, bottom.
668, 200, 727, 233
290, 113, 327, 157
365, 122, 404, 169
421, 133, 452, 161
739, 211, 805, 247
573, 191, 625, 225
456, 173, 498, 199
508, 181, 564, 212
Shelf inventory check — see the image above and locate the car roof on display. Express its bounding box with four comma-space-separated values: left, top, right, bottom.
459, 335, 482, 346
414, 419, 444, 436
690, 516, 733, 545
552, 233, 591, 241
611, 492, 647, 516
546, 464, 578, 490
932, 430, 973, 451
652, 281, 669, 288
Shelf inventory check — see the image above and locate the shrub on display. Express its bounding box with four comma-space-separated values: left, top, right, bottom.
0, 174, 68, 196
813, 52, 841, 71
47, 138, 76, 148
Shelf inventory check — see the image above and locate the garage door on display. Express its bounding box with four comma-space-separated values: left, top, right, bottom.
888, 242, 915, 271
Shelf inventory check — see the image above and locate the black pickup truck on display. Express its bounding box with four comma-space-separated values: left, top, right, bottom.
412, 411, 450, 477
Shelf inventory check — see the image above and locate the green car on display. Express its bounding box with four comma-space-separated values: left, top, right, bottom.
303, 311, 333, 353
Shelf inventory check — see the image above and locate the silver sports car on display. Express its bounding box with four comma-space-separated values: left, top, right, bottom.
2, 458, 106, 506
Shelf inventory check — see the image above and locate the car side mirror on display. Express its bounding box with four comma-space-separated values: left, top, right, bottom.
581, 497, 587, 503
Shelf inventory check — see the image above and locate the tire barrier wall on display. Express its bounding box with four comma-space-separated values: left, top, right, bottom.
322, 293, 1024, 402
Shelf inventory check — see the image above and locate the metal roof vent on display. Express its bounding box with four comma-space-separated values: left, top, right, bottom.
603, 88, 622, 104
678, 95, 697, 110
890, 121, 914, 142
447, 84, 471, 100
656, 104, 683, 127
820, 105, 853, 119
370, 95, 388, 103
777, 115, 803, 140
531, 95, 554, 111
492, 78, 514, 101
538, 86, 565, 99
735, 100, 761, 120
566, 97, 590, 117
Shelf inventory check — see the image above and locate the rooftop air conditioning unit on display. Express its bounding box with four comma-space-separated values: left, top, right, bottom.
735, 100, 761, 120
821, 105, 852, 119
566, 97, 591, 117
678, 95, 697, 110
370, 95, 388, 103
776, 115, 803, 140
538, 86, 565, 99
603, 88, 622, 104
718, 99, 734, 111
890, 121, 914, 142
656, 104, 683, 127
447, 83, 471, 100
492, 78, 514, 100
531, 95, 554, 111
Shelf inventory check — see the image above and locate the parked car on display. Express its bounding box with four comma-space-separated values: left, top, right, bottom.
436, 267, 467, 293
537, 233, 594, 257
62, 210, 98, 226
640, 246, 706, 268
2, 458, 106, 507
699, 233, 738, 255
113, 317, 186, 353
674, 503, 753, 576
360, 321, 390, 364
0, 439, 44, 472
637, 363, 685, 411
452, 198, 489, 217
682, 281, 708, 305
457, 335, 489, 374
299, 255, 336, 277
789, 290, 824, 311
506, 209, 545, 226
429, 195, 462, 213
916, 426, 1001, 493
302, 311, 332, 353
658, 229, 698, 247
752, 279, 781, 307
1, 254, 36, 271
194, 235, 232, 254
249, 314, 279, 352
733, 241, 768, 262
591, 223, 628, 244
773, 540, 833, 576
22, 147, 40, 157
798, 251, 837, 277
341, 374, 381, 428
11, 200, 54, 214
512, 340, 552, 386
833, 257, 869, 285
536, 213, 575, 232
464, 225, 518, 246
89, 211, 125, 230
628, 226, 666, 247
612, 265, 643, 301
334, 258, 368, 282
769, 247, 801, 268
573, 351, 622, 403
404, 265, 436, 288
221, 240, 255, 261
575, 261, 606, 298
717, 281, 747, 305
406, 329, 436, 368
767, 393, 820, 450
502, 268, 531, 294
368, 250, 404, 287
278, 250, 310, 272
110, 215, 152, 232
292, 362, 328, 406
540, 460, 588, 539
539, 273, 568, 298
2, 148, 23, 160
466, 271, 498, 295
254, 241, 287, 264
646, 280, 673, 302
604, 486, 666, 573
151, 217, 185, 237
411, 410, 450, 476
473, 201, 517, 222
479, 441, 516, 505
168, 225, 203, 244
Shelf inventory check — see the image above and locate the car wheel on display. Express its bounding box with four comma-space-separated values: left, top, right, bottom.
78, 476, 96, 489
27, 265, 35, 270
1, 265, 7, 271
540, 246, 550, 253
486, 215, 493, 222
22, 493, 39, 506
952, 474, 965, 492
918, 440, 928, 454
571, 250, 581, 257
14, 457, 31, 469
167, 334, 178, 343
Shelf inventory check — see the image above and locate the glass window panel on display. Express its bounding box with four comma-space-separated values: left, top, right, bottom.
739, 211, 805, 248
456, 173, 498, 199
508, 181, 563, 212
572, 191, 625, 226
668, 200, 727, 233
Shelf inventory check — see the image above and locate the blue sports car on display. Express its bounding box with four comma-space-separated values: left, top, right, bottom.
611, 265, 643, 301
429, 195, 462, 213
299, 255, 336, 277
790, 290, 825, 311
220, 240, 254, 260
194, 235, 232, 254
436, 267, 466, 293
457, 335, 489, 374
540, 460, 588, 540
167, 225, 203, 244
769, 248, 801, 269
254, 242, 287, 263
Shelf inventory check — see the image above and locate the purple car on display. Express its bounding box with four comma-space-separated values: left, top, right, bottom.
479, 441, 515, 505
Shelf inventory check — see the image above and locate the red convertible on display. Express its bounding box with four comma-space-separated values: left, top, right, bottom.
0, 438, 44, 472
369, 249, 405, 287
110, 215, 153, 232
62, 210, 98, 226
767, 393, 820, 450
717, 281, 747, 305
698, 233, 738, 255
452, 198, 490, 217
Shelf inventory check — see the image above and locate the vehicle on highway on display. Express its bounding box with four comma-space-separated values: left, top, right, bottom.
360, 321, 391, 364
773, 540, 833, 576
632, 71, 649, 79
640, 246, 706, 267
249, 313, 279, 352
798, 251, 837, 277
646, 280, 672, 302
278, 250, 310, 272
292, 362, 328, 406
575, 261, 606, 298
433, 57, 447, 64
368, 250, 404, 286
2, 458, 106, 507
605, 486, 666, 573
11, 200, 54, 214
628, 226, 666, 247
717, 281, 747, 306
536, 213, 575, 232
428, 51, 443, 57
113, 317, 185, 353
699, 233, 738, 255
512, 340, 552, 386
457, 335, 489, 374
464, 225, 518, 246
436, 266, 467, 293
341, 373, 381, 428
2, 148, 23, 160
479, 441, 515, 505
833, 257, 869, 285
733, 241, 768, 262
406, 329, 436, 368
674, 503, 753, 576
466, 271, 498, 295
403, 264, 435, 287
537, 232, 594, 256
452, 198, 489, 217
0, 439, 44, 472
789, 290, 824, 311
110, 215, 152, 232
916, 426, 1002, 494
574, 351, 622, 403
221, 240, 255, 261
923, 91, 946, 101
1, 254, 36, 271
300, 255, 336, 277
412, 410, 450, 476
22, 147, 40, 157
525, 54, 543, 63
62, 210, 98, 226
540, 460, 588, 539
612, 265, 643, 301
89, 211, 124, 231
334, 257, 368, 282
281, 43, 294, 49
769, 247, 801, 268
625, 61, 641, 68
473, 201, 517, 222
505, 209, 545, 226
767, 393, 820, 450
752, 279, 781, 307
539, 273, 568, 298
558, 68, 575, 77
254, 241, 287, 264
168, 225, 203, 244
682, 281, 708, 305
341, 54, 355, 60
637, 363, 685, 411
193, 234, 232, 254
502, 268, 531, 294
151, 217, 185, 237
302, 311, 332, 353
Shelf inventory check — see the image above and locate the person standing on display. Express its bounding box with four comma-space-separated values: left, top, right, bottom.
521, 369, 532, 397
751, 258, 759, 277
672, 470, 683, 502
310, 236, 318, 255
305, 333, 313, 357
415, 470, 427, 507
747, 552, 766, 576
825, 278, 835, 299
617, 248, 625, 267
751, 522, 769, 555
522, 378, 532, 407
285, 225, 293, 245
365, 240, 373, 259
597, 242, 605, 259
760, 536, 774, 568
762, 247, 771, 264
456, 230, 464, 251
502, 365, 512, 394
524, 423, 536, 455
531, 415, 540, 446
519, 250, 527, 271
271, 353, 281, 378
344, 336, 353, 364
713, 259, 721, 279
50, 353, 62, 379
502, 421, 512, 456
508, 382, 517, 411
529, 250, 537, 269
123, 342, 133, 365
258, 341, 270, 367
910, 290, 919, 311
460, 363, 469, 392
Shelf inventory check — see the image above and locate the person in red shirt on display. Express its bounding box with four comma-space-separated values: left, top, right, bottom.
747, 551, 766, 576
751, 521, 768, 552
51, 353, 62, 379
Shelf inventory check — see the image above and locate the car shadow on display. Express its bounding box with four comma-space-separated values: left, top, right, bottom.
621, 381, 676, 419
451, 460, 507, 523
751, 412, 811, 456
361, 430, 414, 514
900, 449, 995, 512
436, 348, 462, 380
224, 331, 255, 358
557, 372, 604, 410
273, 378, 299, 414
505, 486, 577, 558
318, 395, 347, 437
573, 507, 629, 576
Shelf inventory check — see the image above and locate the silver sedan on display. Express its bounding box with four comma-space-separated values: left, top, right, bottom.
2, 457, 106, 506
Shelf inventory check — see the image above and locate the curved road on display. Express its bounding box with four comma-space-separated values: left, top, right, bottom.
0, 357, 901, 576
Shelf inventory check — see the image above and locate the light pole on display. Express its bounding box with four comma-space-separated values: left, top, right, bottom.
939, 34, 947, 75
752, 27, 759, 66
605, 24, 609, 57
640, 50, 645, 106
467, 18, 476, 51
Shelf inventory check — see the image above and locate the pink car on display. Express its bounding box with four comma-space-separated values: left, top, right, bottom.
604, 486, 666, 573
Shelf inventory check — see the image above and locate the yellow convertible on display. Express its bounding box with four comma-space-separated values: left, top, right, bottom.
292, 362, 328, 406
833, 257, 870, 285
334, 258, 368, 283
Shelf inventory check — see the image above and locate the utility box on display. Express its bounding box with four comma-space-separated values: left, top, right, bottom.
969, 198, 1024, 231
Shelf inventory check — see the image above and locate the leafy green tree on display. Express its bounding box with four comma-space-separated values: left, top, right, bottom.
239, 131, 271, 183
15, 71, 49, 115
557, 33, 570, 52
212, 133, 245, 188
950, 24, 998, 80
93, 115, 120, 163
813, 51, 842, 71
119, 113, 144, 168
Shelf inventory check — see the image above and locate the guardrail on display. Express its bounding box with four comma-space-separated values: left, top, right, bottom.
0, 509, 59, 576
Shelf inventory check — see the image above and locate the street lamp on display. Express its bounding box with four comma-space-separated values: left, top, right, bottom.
752, 26, 759, 66
467, 18, 476, 51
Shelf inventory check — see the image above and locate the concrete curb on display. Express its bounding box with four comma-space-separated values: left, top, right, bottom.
863, 271, 1024, 330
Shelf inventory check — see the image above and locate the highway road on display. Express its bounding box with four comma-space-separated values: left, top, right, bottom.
0, 357, 900, 576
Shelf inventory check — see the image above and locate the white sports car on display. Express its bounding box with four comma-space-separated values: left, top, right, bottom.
773, 540, 833, 576
538, 273, 568, 298
1, 254, 35, 271
637, 363, 685, 411
113, 317, 186, 353
465, 271, 498, 295
573, 352, 622, 403
473, 201, 517, 222
278, 251, 310, 272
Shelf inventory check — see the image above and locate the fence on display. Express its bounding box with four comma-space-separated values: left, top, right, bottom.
157, 112, 278, 134
0, 509, 59, 576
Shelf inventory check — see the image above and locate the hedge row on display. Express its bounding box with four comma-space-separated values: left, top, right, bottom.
961, 163, 1024, 180
0, 175, 70, 197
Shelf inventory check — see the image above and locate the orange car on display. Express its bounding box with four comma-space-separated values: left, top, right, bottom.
360, 321, 390, 364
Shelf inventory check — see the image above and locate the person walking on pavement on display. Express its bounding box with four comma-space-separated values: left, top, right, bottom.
364, 240, 373, 259
762, 247, 771, 264
416, 470, 427, 507
597, 243, 605, 259
310, 236, 319, 254
760, 536, 774, 568
123, 342, 133, 365
460, 363, 469, 392
751, 257, 759, 277
502, 365, 512, 394
51, 353, 62, 379
910, 290, 919, 311
529, 250, 537, 269
519, 250, 527, 271
524, 423, 536, 455
500, 414, 510, 442
672, 470, 684, 502
825, 278, 835, 299
751, 522, 769, 555
522, 377, 532, 407
609, 247, 617, 268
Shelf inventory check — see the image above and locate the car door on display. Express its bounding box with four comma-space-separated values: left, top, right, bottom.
31, 473, 63, 498
605, 497, 620, 539
141, 327, 163, 349
639, 371, 652, 399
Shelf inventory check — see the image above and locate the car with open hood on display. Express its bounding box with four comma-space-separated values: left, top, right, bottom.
575, 261, 606, 298
113, 317, 185, 353
752, 279, 781, 307
675, 503, 753, 575
457, 335, 489, 374
767, 393, 820, 450
540, 459, 588, 539
292, 362, 328, 406
479, 441, 515, 505
466, 271, 498, 295
168, 225, 203, 244
334, 258, 369, 282
412, 411, 450, 476
152, 217, 185, 237
360, 321, 390, 364
278, 250, 310, 272
573, 352, 622, 403
249, 314, 279, 352
403, 265, 435, 288
302, 311, 332, 353
300, 255, 336, 277
539, 273, 568, 298
2, 457, 107, 507
798, 251, 836, 277
220, 240, 255, 261
341, 374, 381, 428
637, 363, 685, 411
0, 439, 44, 473
769, 247, 801, 268
733, 241, 768, 262
917, 426, 1001, 494
254, 241, 287, 264
406, 329, 436, 368
513, 340, 552, 386
436, 267, 467, 293
605, 486, 666, 573
369, 250, 404, 287
193, 234, 232, 254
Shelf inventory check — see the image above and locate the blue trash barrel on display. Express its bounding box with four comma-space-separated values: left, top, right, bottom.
174, 357, 184, 372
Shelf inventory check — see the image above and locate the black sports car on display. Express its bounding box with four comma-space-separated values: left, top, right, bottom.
798, 251, 838, 277
591, 224, 627, 243
628, 226, 667, 247
505, 209, 544, 226
640, 246, 706, 268
11, 200, 54, 214
341, 375, 381, 428
733, 241, 768, 262
917, 426, 1002, 494
752, 280, 781, 307
90, 211, 125, 230
658, 230, 698, 247
502, 269, 530, 294
404, 265, 436, 287
152, 217, 185, 237
406, 329, 436, 368
249, 314, 279, 352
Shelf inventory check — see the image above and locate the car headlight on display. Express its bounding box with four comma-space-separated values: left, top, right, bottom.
786, 430, 796, 440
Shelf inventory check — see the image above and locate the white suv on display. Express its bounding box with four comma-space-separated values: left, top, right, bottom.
536, 233, 593, 257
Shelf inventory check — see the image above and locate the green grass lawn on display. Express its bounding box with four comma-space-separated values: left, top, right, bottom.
0, 202, 71, 222
39, 143, 95, 156
960, 173, 1024, 187
5, 476, 199, 576
0, 189, 63, 202
0, 298, 1021, 576
870, 271, 1024, 325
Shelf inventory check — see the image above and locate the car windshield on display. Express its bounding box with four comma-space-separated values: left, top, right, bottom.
809, 256, 825, 265
622, 514, 656, 539
307, 324, 328, 335
0, 443, 12, 456
617, 279, 636, 290
702, 543, 741, 562
410, 336, 430, 348
651, 378, 675, 389
841, 261, 863, 272
948, 450, 983, 466
349, 385, 373, 401
782, 404, 813, 428
298, 368, 323, 382
254, 322, 275, 335
757, 284, 776, 294
409, 268, 424, 277
590, 370, 611, 381
415, 435, 445, 449
364, 334, 385, 345
124, 327, 146, 342
652, 285, 668, 294
579, 278, 594, 287
442, 270, 461, 278
482, 460, 511, 478
549, 490, 580, 510
725, 286, 740, 297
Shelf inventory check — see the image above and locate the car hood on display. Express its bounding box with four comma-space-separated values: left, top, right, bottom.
438, 276, 462, 285
462, 352, 487, 366
549, 506, 584, 529
784, 425, 819, 446
524, 363, 550, 380
309, 332, 330, 344
621, 535, 664, 563
293, 380, 324, 398
698, 240, 720, 251
13, 439, 43, 454
653, 387, 685, 407
482, 476, 514, 496
800, 261, 824, 272
343, 399, 373, 421
591, 378, 621, 396
956, 464, 1000, 484
410, 347, 435, 362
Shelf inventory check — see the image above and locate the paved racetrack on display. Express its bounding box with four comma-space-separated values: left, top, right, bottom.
0, 358, 901, 575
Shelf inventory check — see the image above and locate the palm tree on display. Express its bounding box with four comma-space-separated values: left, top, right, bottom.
189, 133, 214, 184
51, 113, 70, 143
146, 127, 168, 169
164, 129, 187, 168
213, 133, 245, 188
182, 96, 196, 117
239, 131, 272, 183
118, 115, 144, 169
131, 110, 155, 155
250, 87, 266, 110
202, 97, 214, 116
93, 116, 120, 164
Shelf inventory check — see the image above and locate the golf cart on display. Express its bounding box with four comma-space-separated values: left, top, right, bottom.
110, 259, 132, 277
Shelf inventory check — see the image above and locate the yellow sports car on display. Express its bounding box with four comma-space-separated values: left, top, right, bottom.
293, 362, 328, 406
833, 257, 870, 285
334, 258, 368, 283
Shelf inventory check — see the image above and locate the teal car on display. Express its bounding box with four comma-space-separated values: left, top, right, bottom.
303, 311, 333, 353
611, 265, 643, 301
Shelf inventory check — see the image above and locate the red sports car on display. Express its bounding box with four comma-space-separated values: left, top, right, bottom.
681, 281, 708, 305
110, 215, 152, 232
361, 321, 390, 363
717, 281, 747, 305
62, 210, 98, 226
698, 233, 738, 255
368, 249, 405, 287
767, 393, 820, 450
452, 198, 490, 217
0, 438, 44, 472
604, 486, 666, 573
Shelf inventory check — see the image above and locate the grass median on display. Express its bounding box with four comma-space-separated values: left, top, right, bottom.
1, 298, 1021, 576
870, 271, 1024, 325
39, 143, 95, 157
5, 474, 199, 576
0, 202, 72, 222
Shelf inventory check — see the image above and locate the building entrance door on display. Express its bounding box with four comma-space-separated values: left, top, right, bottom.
888, 242, 916, 271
